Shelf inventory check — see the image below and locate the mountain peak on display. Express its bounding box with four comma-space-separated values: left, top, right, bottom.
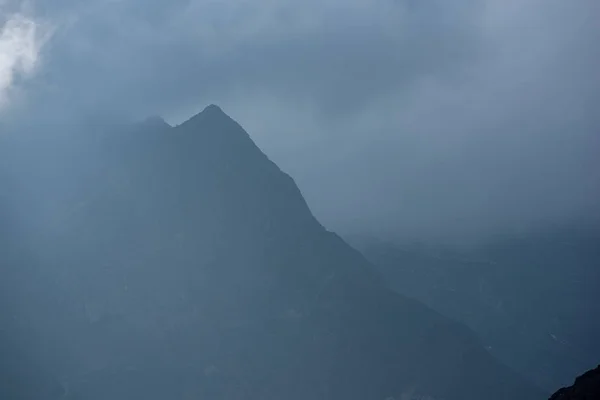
176, 104, 255, 149
202, 104, 224, 114
178, 103, 233, 129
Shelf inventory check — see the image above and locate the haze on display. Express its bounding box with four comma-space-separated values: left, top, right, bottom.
1, 0, 599, 243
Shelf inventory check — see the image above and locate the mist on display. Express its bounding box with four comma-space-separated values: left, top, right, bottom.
2, 0, 599, 241
2, 2, 600, 398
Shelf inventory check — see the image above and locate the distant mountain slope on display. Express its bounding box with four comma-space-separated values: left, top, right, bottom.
0, 198, 65, 399
0, 336, 65, 400
352, 229, 600, 391
0, 105, 545, 400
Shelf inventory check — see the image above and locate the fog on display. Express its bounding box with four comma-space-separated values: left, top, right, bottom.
2, 1, 600, 398
1, 0, 599, 243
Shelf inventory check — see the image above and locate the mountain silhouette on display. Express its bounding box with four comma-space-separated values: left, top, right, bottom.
549, 365, 600, 400
0, 105, 546, 400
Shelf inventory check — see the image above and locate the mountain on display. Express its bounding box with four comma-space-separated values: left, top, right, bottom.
0, 105, 545, 400
0, 192, 66, 399
351, 228, 600, 391
549, 365, 600, 400
0, 337, 65, 399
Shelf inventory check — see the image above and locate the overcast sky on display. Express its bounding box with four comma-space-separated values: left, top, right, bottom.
1, 0, 599, 243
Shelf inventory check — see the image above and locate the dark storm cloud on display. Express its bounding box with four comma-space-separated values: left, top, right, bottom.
3, 0, 599, 243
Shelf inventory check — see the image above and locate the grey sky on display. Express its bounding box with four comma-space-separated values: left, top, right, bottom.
1, 0, 599, 243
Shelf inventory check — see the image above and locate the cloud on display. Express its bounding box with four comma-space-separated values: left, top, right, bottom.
6, 0, 600, 243
268, 0, 600, 242
0, 5, 49, 109
16, 0, 484, 119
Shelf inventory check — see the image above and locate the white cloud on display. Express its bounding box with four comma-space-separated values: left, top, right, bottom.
0, 10, 48, 108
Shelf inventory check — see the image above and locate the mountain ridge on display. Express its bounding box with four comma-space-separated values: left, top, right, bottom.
0, 105, 545, 400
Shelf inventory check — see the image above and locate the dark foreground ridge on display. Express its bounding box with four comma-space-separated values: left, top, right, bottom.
549, 365, 600, 400
0, 105, 546, 400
